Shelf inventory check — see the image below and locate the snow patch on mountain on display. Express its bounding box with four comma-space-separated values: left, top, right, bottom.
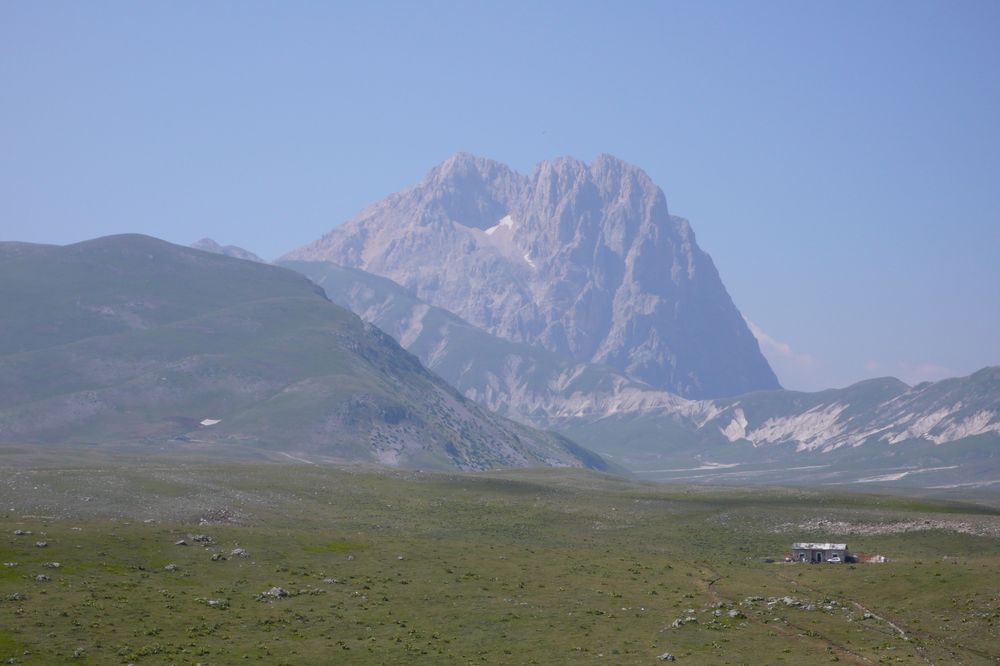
399, 304, 431, 348
928, 410, 999, 444
720, 408, 748, 441
745, 403, 848, 451
485, 215, 515, 236
884, 407, 956, 443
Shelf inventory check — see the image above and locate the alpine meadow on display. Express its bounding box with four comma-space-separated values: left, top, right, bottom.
1, 3, 998, 664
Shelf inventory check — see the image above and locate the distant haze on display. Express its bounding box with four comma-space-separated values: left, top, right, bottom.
1, 2, 997, 391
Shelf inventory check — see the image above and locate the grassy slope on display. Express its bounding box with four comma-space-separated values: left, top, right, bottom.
0, 236, 603, 471
0, 452, 997, 664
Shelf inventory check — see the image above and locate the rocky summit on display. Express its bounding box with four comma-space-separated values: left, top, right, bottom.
284, 153, 779, 399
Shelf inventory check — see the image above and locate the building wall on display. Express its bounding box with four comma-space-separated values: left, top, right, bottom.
792, 548, 845, 562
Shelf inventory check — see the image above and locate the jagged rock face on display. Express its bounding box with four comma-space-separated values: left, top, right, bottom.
285, 153, 780, 399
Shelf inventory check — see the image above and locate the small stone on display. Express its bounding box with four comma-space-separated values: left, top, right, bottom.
230, 547, 249, 558
42, 562, 60, 569
657, 652, 676, 662
164, 564, 179, 572
174, 539, 188, 546
670, 618, 684, 628
34, 575, 49, 582
397, 555, 404, 560
263, 586, 288, 598
211, 553, 227, 562
13, 530, 31, 536
728, 609, 745, 619
34, 541, 48, 548
191, 534, 213, 544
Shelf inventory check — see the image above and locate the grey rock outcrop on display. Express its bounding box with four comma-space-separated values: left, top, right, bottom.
191, 238, 265, 263
284, 153, 779, 399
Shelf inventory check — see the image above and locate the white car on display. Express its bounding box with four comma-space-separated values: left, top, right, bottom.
827, 555, 841, 563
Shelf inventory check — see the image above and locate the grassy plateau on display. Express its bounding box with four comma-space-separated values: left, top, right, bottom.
0, 449, 997, 665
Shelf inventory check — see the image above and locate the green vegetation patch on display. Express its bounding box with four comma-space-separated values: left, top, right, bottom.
301, 540, 368, 554
0, 454, 997, 664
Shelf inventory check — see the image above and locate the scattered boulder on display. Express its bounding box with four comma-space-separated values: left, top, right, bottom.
191, 534, 213, 544
164, 564, 179, 572
657, 653, 676, 662
230, 548, 249, 558
174, 539, 188, 546
257, 586, 289, 601
34, 541, 48, 549
42, 562, 60, 569
13, 530, 31, 536
210, 553, 227, 562
728, 609, 745, 619
34, 575, 49, 582
6, 592, 26, 601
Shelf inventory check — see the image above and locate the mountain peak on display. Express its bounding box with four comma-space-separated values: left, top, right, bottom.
285, 154, 780, 399
191, 238, 265, 263
591, 153, 658, 185
427, 152, 520, 185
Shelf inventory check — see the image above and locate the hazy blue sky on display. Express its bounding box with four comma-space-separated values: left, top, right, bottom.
2, 1, 998, 391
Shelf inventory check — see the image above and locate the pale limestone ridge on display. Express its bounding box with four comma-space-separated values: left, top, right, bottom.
284, 153, 780, 399
284, 259, 999, 457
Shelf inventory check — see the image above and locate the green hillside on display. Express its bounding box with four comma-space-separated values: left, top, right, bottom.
0, 236, 605, 471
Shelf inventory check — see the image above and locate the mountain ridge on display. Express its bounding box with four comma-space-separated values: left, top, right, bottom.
283, 153, 780, 399
0, 235, 608, 472
283, 257, 999, 486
